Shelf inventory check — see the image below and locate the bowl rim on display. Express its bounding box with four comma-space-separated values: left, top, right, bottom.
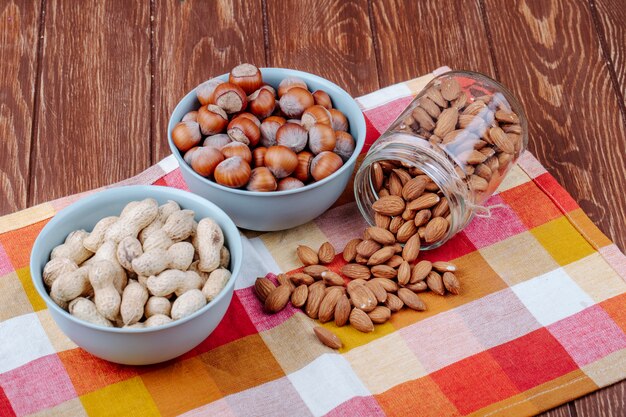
167, 67, 367, 197
30, 185, 243, 333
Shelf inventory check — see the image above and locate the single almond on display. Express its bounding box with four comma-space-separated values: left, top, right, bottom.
367, 246, 396, 266
341, 263, 371, 280
402, 234, 421, 262
321, 270, 345, 287
398, 288, 427, 311
254, 277, 276, 303
443, 271, 461, 295
402, 176, 428, 201
388, 172, 403, 196
440, 78, 461, 101
374, 213, 391, 229
392, 168, 412, 185
365, 280, 387, 303
432, 197, 449, 218
347, 284, 377, 312
371, 264, 397, 279
495, 109, 520, 124
411, 260, 432, 283
291, 284, 309, 308
414, 209, 432, 227
489, 126, 514, 154
424, 217, 449, 243
305, 282, 326, 318
372, 195, 405, 216
264, 284, 291, 313
367, 227, 396, 245
313, 326, 342, 349
349, 308, 375, 332
372, 162, 384, 191
426, 271, 445, 295
389, 216, 405, 234
277, 273, 295, 292
318, 287, 343, 323
342, 238, 361, 262
290, 272, 314, 286
334, 294, 351, 326
396, 220, 418, 243
405, 281, 428, 292
402, 207, 416, 221
318, 242, 336, 264
371, 278, 398, 293
398, 261, 411, 285
385, 254, 404, 268
303, 264, 328, 279
411, 106, 435, 131
385, 293, 404, 312
407, 193, 440, 211
297, 245, 319, 266
434, 107, 458, 138
368, 306, 392, 324
432, 261, 457, 272
356, 240, 382, 258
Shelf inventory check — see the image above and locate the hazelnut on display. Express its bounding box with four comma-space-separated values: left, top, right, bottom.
294, 151, 313, 183
310, 151, 343, 181
191, 147, 224, 177
279, 87, 314, 118
196, 78, 224, 105
248, 88, 276, 119
312, 90, 333, 109
221, 141, 252, 163
233, 112, 261, 127
227, 117, 261, 147
329, 108, 349, 132
247, 167, 277, 192
203, 133, 231, 150
260, 116, 286, 147
307, 123, 336, 154
213, 82, 247, 114
277, 77, 308, 97
264, 145, 298, 179
172, 121, 202, 152
183, 146, 200, 165
301, 105, 332, 130
214, 156, 251, 188
277, 177, 305, 191
276, 122, 308, 153
228, 63, 263, 95
182, 110, 198, 122
260, 84, 277, 96
252, 146, 267, 167
333, 131, 356, 161
197, 105, 228, 135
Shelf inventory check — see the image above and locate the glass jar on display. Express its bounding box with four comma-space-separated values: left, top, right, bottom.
354, 71, 528, 249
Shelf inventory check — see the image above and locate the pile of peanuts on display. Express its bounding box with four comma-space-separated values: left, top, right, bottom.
43, 199, 231, 328
254, 234, 460, 349
172, 63, 356, 191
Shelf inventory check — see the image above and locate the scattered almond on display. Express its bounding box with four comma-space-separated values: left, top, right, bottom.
443, 271, 461, 294
411, 260, 432, 283
368, 306, 391, 324
367, 246, 396, 266
318, 287, 343, 323
341, 263, 371, 280
432, 261, 457, 272
313, 326, 342, 349
291, 284, 308, 308
424, 217, 448, 243
402, 234, 421, 262
342, 238, 361, 262
397, 261, 411, 286
426, 271, 445, 295
356, 239, 382, 258
371, 264, 397, 279
349, 308, 375, 333
290, 272, 314, 286
321, 270, 344, 286
398, 288, 427, 311
365, 280, 387, 303
254, 277, 276, 303
334, 294, 351, 326
385, 293, 404, 312
305, 282, 325, 319
303, 264, 327, 279
264, 284, 291, 313
318, 242, 336, 264
297, 245, 319, 266
347, 284, 377, 312
372, 195, 405, 216
367, 227, 396, 245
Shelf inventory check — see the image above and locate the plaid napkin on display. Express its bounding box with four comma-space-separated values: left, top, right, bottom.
1, 69, 625, 417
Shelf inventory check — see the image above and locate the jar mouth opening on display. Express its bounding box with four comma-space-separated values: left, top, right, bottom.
355, 135, 474, 250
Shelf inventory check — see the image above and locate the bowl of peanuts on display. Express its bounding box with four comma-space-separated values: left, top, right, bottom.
167, 64, 367, 231
30, 185, 243, 365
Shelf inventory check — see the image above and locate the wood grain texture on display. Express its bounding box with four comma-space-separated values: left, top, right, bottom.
370, 0, 495, 85
152, 0, 266, 162
594, 0, 626, 99
541, 405, 574, 417
265, 0, 378, 96
483, 0, 626, 250
0, 0, 40, 215
29, 0, 151, 205
574, 382, 626, 417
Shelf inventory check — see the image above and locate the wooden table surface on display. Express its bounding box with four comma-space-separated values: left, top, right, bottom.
2, 0, 625, 415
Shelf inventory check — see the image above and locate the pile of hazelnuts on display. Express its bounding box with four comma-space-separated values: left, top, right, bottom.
171, 64, 356, 192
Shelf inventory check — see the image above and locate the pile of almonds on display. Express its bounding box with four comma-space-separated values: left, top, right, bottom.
172, 63, 356, 192
394, 76, 523, 201
254, 231, 461, 349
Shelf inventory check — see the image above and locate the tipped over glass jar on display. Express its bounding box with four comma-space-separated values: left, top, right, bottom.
354, 71, 528, 250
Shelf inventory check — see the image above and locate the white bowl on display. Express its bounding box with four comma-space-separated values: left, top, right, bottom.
168, 68, 367, 231
30, 185, 243, 365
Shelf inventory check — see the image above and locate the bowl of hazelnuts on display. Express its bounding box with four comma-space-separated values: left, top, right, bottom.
168, 64, 366, 231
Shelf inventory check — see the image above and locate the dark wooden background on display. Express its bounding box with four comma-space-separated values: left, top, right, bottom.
1, 0, 625, 415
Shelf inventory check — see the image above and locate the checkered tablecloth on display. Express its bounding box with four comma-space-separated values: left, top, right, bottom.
1, 69, 626, 417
